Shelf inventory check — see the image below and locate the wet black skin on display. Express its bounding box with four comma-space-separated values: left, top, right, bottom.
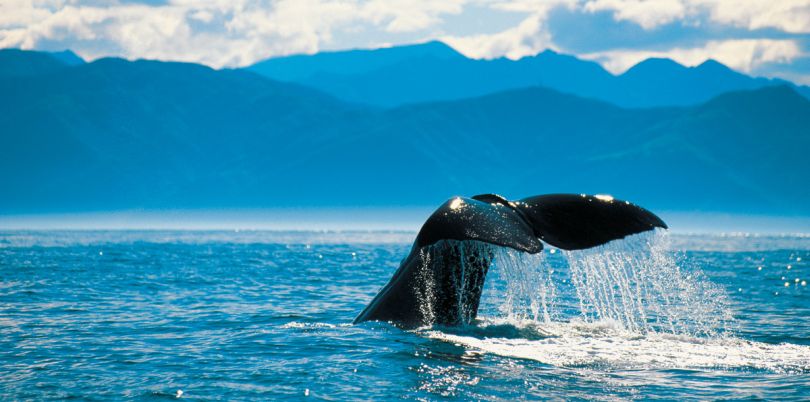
353, 193, 667, 327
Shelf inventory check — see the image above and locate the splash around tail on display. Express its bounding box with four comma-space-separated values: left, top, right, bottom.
353, 193, 667, 327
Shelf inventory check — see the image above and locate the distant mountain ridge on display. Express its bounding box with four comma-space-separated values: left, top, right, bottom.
248, 41, 809, 108
1, 49, 809, 217
0, 51, 353, 211
0, 49, 83, 77
251, 41, 465, 82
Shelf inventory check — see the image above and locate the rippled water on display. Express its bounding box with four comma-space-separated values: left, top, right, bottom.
1, 230, 809, 400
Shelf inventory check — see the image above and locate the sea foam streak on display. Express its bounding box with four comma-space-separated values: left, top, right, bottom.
424, 319, 810, 372
422, 231, 810, 372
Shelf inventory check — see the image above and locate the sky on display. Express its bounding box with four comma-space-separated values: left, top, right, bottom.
1, 0, 809, 84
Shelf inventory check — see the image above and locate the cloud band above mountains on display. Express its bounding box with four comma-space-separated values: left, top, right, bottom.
1, 0, 809, 83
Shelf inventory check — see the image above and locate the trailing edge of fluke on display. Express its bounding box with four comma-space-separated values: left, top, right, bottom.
354, 193, 667, 327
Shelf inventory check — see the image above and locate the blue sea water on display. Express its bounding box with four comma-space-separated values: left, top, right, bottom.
1, 230, 809, 400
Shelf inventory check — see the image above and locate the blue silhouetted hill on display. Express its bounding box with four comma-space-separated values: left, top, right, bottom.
0, 48, 83, 77
249, 40, 465, 82
45, 50, 84, 66
295, 84, 808, 215
0, 52, 355, 211
1, 49, 809, 216
247, 41, 806, 108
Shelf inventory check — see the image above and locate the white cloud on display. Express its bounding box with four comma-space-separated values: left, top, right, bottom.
0, 0, 469, 67
697, 0, 810, 33
441, 0, 575, 59
361, 0, 466, 33
581, 39, 804, 74
442, 14, 550, 59
582, 0, 810, 33
584, 0, 688, 29
488, 0, 577, 13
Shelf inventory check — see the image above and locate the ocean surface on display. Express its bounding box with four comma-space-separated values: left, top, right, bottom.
1, 230, 809, 400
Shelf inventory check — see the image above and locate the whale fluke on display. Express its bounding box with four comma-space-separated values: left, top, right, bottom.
513, 194, 668, 251
354, 193, 666, 327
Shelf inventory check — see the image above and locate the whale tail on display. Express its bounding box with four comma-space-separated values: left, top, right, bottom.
354, 193, 667, 327
511, 193, 667, 251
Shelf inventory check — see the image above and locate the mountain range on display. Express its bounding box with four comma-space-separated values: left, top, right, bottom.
1, 45, 809, 217
248, 41, 810, 108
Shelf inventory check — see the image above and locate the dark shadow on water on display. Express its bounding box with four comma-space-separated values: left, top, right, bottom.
433, 320, 554, 341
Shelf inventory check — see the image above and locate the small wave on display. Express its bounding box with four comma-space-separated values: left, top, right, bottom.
422, 318, 810, 373
280, 321, 351, 329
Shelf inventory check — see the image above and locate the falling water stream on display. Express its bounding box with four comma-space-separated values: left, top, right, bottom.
484, 229, 732, 336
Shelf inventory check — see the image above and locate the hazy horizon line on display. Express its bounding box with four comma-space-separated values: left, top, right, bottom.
2, 208, 809, 234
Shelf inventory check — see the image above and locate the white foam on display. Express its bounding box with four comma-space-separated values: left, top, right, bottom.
280, 322, 350, 329
423, 319, 810, 373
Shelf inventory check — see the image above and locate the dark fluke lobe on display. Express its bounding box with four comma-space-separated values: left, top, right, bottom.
354, 193, 667, 327
514, 194, 668, 251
